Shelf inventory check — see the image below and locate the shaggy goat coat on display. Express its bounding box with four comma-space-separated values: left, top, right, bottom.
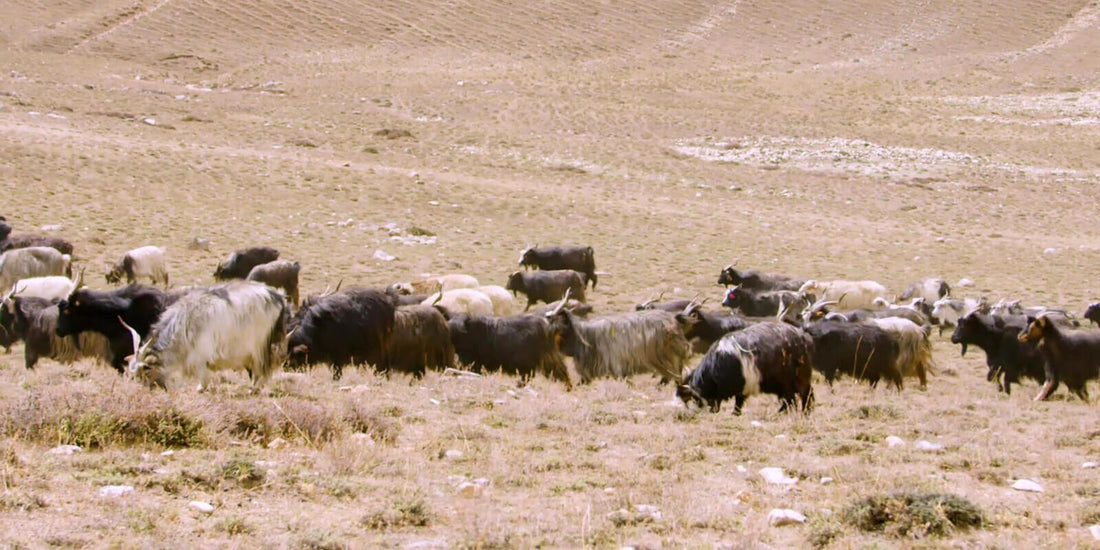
4, 296, 113, 370
549, 309, 690, 383
678, 322, 814, 414
134, 281, 287, 389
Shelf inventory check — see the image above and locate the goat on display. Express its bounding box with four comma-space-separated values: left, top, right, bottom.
0, 247, 72, 294
1, 296, 113, 370
519, 245, 597, 288
951, 312, 1044, 395
797, 279, 887, 311
246, 260, 300, 309
716, 264, 803, 291
421, 288, 495, 318
677, 322, 813, 415
214, 246, 279, 280
506, 270, 586, 311
448, 312, 571, 386
1020, 314, 1100, 402
288, 287, 394, 380
384, 305, 454, 377
106, 246, 169, 286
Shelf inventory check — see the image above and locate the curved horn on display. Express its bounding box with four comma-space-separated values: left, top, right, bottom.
548, 288, 572, 317
1, 285, 16, 306
73, 267, 85, 290
333, 279, 343, 294
117, 316, 143, 374
432, 287, 444, 306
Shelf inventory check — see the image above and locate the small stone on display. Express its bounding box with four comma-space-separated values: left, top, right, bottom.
1090, 525, 1100, 540
99, 485, 134, 497
1012, 479, 1043, 493
1043, 248, 1058, 254
768, 508, 806, 526
444, 449, 463, 459
821, 477, 834, 485
142, 117, 156, 125
457, 482, 483, 498
759, 467, 798, 485
39, 224, 62, 232
405, 541, 448, 549
160, 450, 175, 457
189, 501, 215, 513
1083, 462, 1097, 469
48, 445, 82, 455
373, 250, 396, 262
472, 478, 491, 487
886, 435, 906, 448
957, 278, 975, 287
915, 440, 945, 451
750, 421, 763, 428
774, 434, 787, 440
429, 398, 441, 405
633, 505, 661, 522
267, 437, 288, 450
736, 465, 747, 474
187, 237, 210, 251
604, 487, 615, 494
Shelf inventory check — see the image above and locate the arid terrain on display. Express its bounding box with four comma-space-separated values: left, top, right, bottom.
3, 0, 1100, 547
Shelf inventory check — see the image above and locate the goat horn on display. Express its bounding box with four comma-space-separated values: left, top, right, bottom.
548, 288, 571, 317
117, 316, 143, 375
432, 287, 444, 306
74, 267, 85, 290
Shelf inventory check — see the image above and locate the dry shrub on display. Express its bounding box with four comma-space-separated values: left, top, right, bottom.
221, 458, 266, 489
844, 492, 984, 538
361, 495, 432, 529
341, 399, 399, 444
0, 382, 204, 448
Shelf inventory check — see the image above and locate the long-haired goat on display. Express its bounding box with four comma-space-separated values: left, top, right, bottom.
677, 322, 813, 415
122, 281, 288, 390
2, 296, 113, 370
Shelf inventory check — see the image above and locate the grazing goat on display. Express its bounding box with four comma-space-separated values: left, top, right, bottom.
246, 260, 300, 309
1020, 314, 1100, 402
528, 298, 593, 318
288, 287, 394, 380
519, 245, 597, 288
106, 246, 169, 286
2, 296, 113, 370
122, 281, 288, 390
56, 285, 182, 373
448, 313, 570, 386
475, 285, 517, 316
1085, 302, 1100, 326
506, 270, 586, 311
677, 322, 813, 415
388, 274, 480, 296
899, 278, 950, 303
384, 305, 454, 377
0, 247, 72, 294
716, 265, 803, 291
546, 293, 689, 384
951, 312, 1044, 395
675, 301, 754, 355
0, 233, 74, 256
797, 279, 887, 311
421, 288, 495, 318
931, 296, 989, 335
214, 246, 279, 280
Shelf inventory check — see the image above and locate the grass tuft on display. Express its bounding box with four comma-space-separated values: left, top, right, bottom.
843, 492, 984, 538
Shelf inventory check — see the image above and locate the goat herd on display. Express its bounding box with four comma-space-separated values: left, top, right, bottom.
1, 216, 1099, 415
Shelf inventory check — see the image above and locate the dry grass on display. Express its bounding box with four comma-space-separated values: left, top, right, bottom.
3, 0, 1100, 546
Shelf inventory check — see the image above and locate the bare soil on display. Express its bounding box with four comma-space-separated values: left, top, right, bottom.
3, 0, 1100, 547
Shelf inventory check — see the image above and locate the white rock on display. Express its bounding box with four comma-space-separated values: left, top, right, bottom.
914, 440, 945, 451
472, 478, 491, 487
736, 465, 747, 474
429, 398, 441, 405
39, 224, 62, 232
775, 434, 787, 440
142, 117, 156, 125
750, 421, 763, 428
1012, 479, 1044, 492
160, 450, 175, 457
768, 508, 806, 526
886, 436, 906, 448
957, 278, 975, 287
48, 445, 82, 455
457, 482, 483, 498
189, 501, 215, 513
604, 487, 616, 494
99, 485, 134, 497
444, 449, 463, 460
267, 437, 288, 450
821, 477, 834, 485
1083, 462, 1097, 469
373, 250, 396, 262
759, 467, 798, 485
634, 504, 661, 522
405, 541, 448, 549
1043, 248, 1058, 254
1090, 525, 1100, 540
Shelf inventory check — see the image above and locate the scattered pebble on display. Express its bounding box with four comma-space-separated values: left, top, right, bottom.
39, 224, 62, 232
142, 117, 157, 126
189, 501, 215, 513
160, 450, 175, 457
1090, 525, 1100, 540
886, 436, 906, 448
750, 421, 763, 428
768, 508, 806, 526
99, 485, 134, 498
915, 440, 945, 451
774, 434, 787, 440
48, 445, 82, 455
821, 477, 834, 485
444, 449, 463, 460
1012, 479, 1044, 493
604, 487, 615, 494
405, 541, 448, 549
1083, 462, 1097, 469
373, 250, 396, 262
1043, 248, 1058, 254
736, 465, 747, 474
759, 467, 798, 485
957, 278, 975, 287
457, 482, 483, 498
429, 398, 441, 406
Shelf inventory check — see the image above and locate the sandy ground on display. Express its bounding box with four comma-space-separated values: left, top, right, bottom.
2, 0, 1100, 547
